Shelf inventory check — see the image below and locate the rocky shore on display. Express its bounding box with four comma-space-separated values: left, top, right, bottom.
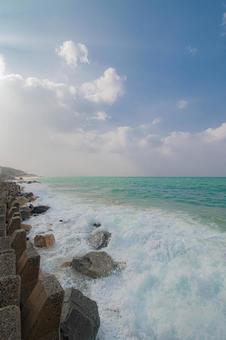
0, 179, 121, 340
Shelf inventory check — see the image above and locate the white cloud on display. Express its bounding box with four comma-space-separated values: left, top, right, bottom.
56, 40, 89, 67
80, 67, 125, 104
222, 12, 226, 26
0, 54, 225, 177
177, 99, 188, 110
186, 45, 198, 56
204, 122, 226, 141
152, 117, 162, 125
0, 54, 6, 75
94, 111, 109, 121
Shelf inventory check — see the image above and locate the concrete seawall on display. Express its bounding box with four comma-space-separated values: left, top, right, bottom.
0, 181, 100, 340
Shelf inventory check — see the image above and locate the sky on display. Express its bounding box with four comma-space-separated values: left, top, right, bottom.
0, 0, 226, 176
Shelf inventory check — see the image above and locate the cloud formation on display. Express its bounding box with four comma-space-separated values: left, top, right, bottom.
56, 40, 89, 67
186, 45, 198, 56
177, 99, 188, 110
80, 67, 125, 104
222, 12, 226, 26
0, 54, 6, 75
0, 53, 225, 176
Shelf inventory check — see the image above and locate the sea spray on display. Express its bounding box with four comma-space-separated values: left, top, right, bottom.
25, 178, 226, 339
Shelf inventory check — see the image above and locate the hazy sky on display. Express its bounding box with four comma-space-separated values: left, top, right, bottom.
0, 0, 226, 176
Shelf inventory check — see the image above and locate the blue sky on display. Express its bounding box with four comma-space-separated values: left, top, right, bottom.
0, 1, 226, 175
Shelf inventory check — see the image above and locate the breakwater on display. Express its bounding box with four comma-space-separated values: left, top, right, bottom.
0, 181, 100, 340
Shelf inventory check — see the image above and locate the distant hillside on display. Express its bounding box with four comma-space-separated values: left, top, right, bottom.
0, 166, 27, 180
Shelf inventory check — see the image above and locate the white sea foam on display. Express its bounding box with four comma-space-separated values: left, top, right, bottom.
24, 182, 226, 340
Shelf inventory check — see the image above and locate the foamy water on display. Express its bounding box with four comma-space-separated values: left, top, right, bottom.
24, 180, 226, 340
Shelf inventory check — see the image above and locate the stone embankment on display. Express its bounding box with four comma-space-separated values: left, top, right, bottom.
0, 181, 100, 340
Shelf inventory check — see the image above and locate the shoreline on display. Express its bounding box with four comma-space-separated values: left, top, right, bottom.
0, 179, 102, 340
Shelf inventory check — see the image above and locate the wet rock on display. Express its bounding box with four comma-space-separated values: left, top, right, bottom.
72, 251, 118, 279
60, 288, 100, 340
88, 230, 111, 250
32, 205, 49, 215
92, 222, 101, 228
60, 261, 72, 268
34, 233, 55, 248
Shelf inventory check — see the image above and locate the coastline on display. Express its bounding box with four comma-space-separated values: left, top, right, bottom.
0, 178, 102, 340
18, 177, 226, 339
23, 177, 226, 339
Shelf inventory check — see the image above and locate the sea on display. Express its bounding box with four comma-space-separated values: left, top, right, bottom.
24, 177, 226, 340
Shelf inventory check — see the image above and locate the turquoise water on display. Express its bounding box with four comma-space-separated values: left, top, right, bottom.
43, 177, 226, 229
29, 177, 226, 339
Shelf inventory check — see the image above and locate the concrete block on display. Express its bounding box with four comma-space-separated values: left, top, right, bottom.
0, 236, 11, 251
8, 215, 21, 235
0, 226, 6, 237
0, 305, 21, 340
10, 229, 26, 262
8, 206, 19, 220
0, 250, 16, 277
22, 274, 64, 340
17, 246, 40, 306
0, 275, 21, 308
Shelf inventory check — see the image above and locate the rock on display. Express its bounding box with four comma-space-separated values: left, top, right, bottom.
60, 261, 72, 268
93, 222, 101, 228
34, 233, 55, 248
20, 207, 32, 221
59, 219, 63, 222
88, 230, 111, 250
0, 305, 21, 340
60, 288, 100, 340
24, 192, 36, 201
72, 251, 119, 279
22, 274, 64, 340
21, 223, 32, 233
32, 205, 49, 215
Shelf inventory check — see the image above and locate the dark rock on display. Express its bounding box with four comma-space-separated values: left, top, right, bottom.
93, 222, 101, 228
88, 230, 111, 250
72, 251, 118, 279
59, 219, 63, 222
60, 288, 100, 340
32, 205, 49, 215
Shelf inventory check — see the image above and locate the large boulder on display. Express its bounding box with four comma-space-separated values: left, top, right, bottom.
60, 288, 100, 340
32, 205, 49, 215
34, 233, 55, 248
88, 230, 111, 250
72, 251, 118, 279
